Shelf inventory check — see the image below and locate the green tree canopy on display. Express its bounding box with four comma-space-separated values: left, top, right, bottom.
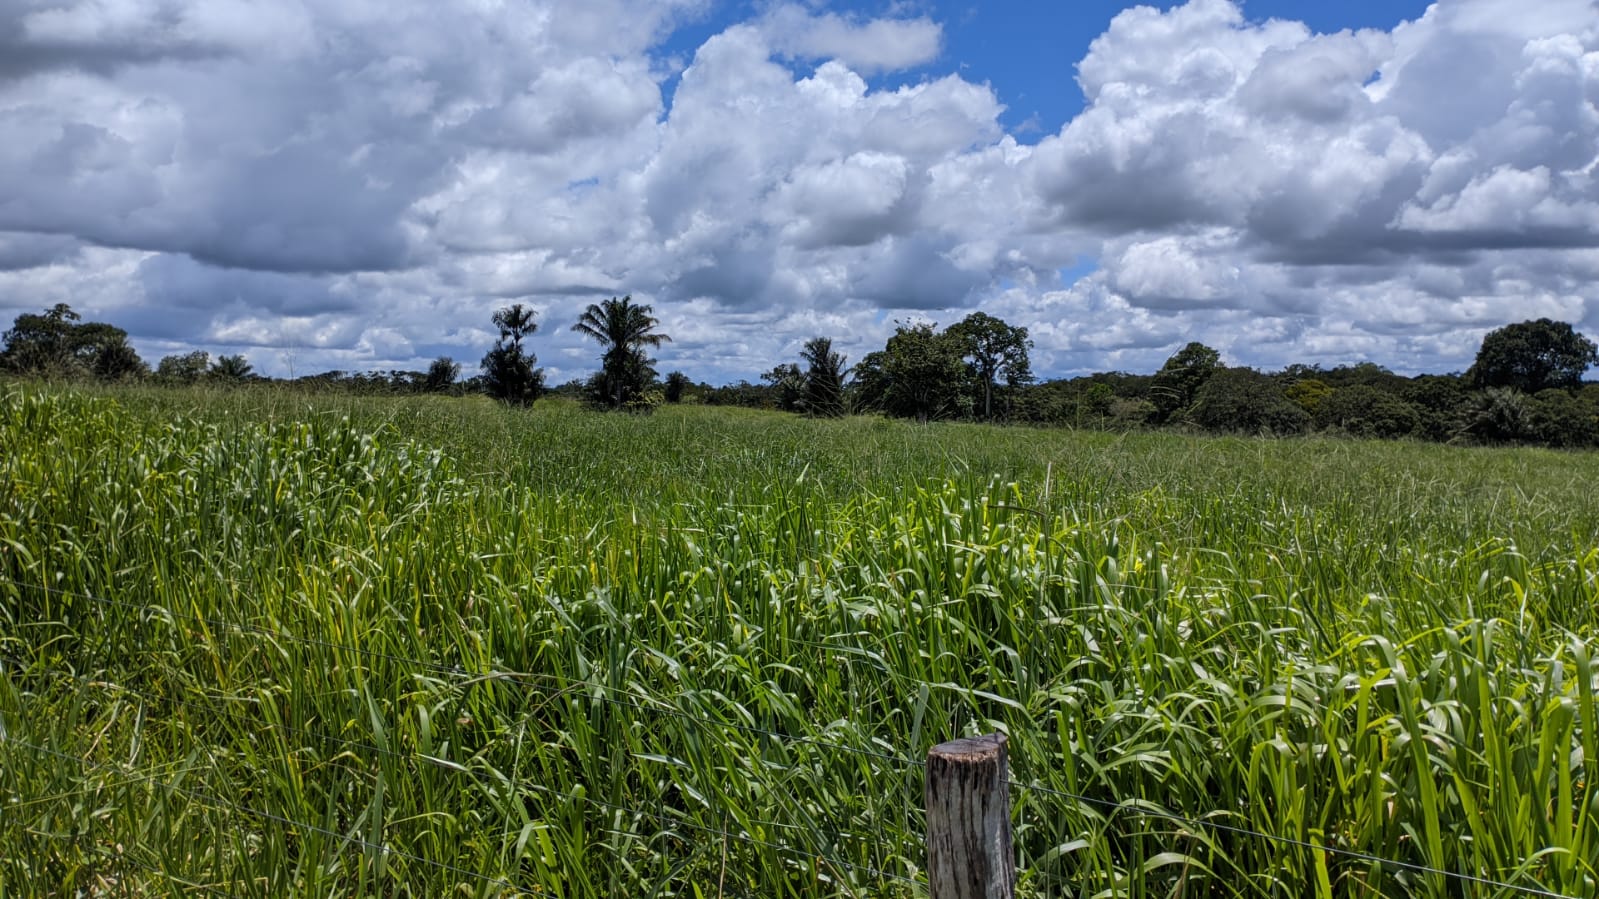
761, 362, 804, 412
1, 303, 146, 381
1149, 342, 1221, 422
1403, 374, 1471, 442
1187, 367, 1310, 435
1285, 378, 1332, 415
481, 304, 544, 406
1, 303, 79, 375
1465, 387, 1532, 443
1527, 387, 1599, 448
1469, 318, 1598, 393
89, 336, 147, 381
946, 312, 1031, 421
424, 356, 461, 393
847, 350, 889, 413
156, 351, 210, 385
1314, 385, 1421, 439
572, 296, 670, 410
799, 336, 848, 418
209, 354, 255, 382
663, 371, 691, 403
878, 322, 969, 422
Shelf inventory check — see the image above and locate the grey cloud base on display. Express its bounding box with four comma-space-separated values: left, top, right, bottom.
0, 0, 1595, 383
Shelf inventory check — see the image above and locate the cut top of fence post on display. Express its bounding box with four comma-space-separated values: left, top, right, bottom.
925, 733, 1015, 899
931, 735, 1008, 762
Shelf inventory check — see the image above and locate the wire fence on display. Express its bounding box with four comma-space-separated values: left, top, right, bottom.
0, 576, 924, 894
3, 681, 914, 895
7, 735, 526, 895
6, 665, 921, 892
0, 574, 1581, 898
1003, 778, 1576, 899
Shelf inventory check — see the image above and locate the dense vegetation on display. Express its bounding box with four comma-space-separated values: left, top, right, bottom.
6, 303, 1598, 449
3, 385, 1598, 896
713, 319, 1599, 450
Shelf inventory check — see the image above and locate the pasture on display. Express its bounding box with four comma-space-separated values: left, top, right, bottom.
2, 385, 1598, 897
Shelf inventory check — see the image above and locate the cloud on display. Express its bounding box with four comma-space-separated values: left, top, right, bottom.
635, 26, 1017, 321
0, 0, 249, 81
1, 0, 1598, 383
0, 0, 699, 275
1105, 231, 1253, 310
135, 254, 356, 319
0, 231, 82, 270
773, 151, 916, 248
1033, 0, 1599, 263
1396, 165, 1599, 235
465, 57, 662, 154
1013, 0, 1599, 374
760, 4, 943, 74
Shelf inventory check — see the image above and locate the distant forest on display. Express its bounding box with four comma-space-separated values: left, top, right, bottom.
5, 298, 1599, 450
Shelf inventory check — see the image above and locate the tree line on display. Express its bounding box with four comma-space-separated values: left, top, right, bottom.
5, 298, 1598, 448
691, 315, 1599, 449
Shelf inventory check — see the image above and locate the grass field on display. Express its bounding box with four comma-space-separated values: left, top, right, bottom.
3, 384, 1598, 897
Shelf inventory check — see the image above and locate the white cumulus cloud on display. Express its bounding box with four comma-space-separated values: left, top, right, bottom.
760, 4, 943, 74
0, 0, 1597, 383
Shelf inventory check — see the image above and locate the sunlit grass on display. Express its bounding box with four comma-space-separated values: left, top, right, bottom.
2, 383, 1598, 896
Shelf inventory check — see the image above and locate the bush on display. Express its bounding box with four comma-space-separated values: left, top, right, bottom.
1187, 368, 1310, 435
1403, 375, 1471, 442
1285, 378, 1332, 415
1107, 397, 1156, 429
1527, 388, 1599, 447
1464, 387, 1531, 444
1315, 385, 1421, 439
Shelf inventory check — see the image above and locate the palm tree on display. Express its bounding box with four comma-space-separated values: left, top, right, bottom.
209, 354, 254, 382
481, 304, 543, 406
572, 295, 671, 409
1464, 386, 1530, 443
799, 336, 848, 417
492, 304, 538, 345
663, 371, 691, 403
91, 336, 148, 382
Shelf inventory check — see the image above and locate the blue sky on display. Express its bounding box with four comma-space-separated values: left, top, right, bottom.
1, 0, 1596, 383
662, 2, 1438, 135
938, 1, 1436, 131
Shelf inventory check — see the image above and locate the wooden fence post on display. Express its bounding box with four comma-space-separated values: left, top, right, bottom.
925, 733, 1015, 899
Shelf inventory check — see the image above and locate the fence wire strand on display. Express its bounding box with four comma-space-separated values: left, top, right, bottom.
1006, 778, 1577, 899
1, 725, 917, 894
0, 740, 239, 897
0, 578, 922, 890
1, 735, 530, 895
0, 576, 926, 770
19, 663, 917, 888
1, 575, 1584, 898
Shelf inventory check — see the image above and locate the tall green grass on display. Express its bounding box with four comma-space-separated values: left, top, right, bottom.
2, 384, 1598, 896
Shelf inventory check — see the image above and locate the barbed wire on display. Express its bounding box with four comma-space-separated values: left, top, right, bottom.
14, 664, 894, 862
1006, 779, 1576, 899
4, 572, 1118, 704
3, 575, 1583, 898
1, 718, 917, 894
0, 738, 240, 897
517, 777, 920, 889
1, 735, 530, 895
0, 576, 927, 770
3, 572, 1023, 761
2, 577, 472, 678
3, 656, 920, 891
81, 844, 238, 898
